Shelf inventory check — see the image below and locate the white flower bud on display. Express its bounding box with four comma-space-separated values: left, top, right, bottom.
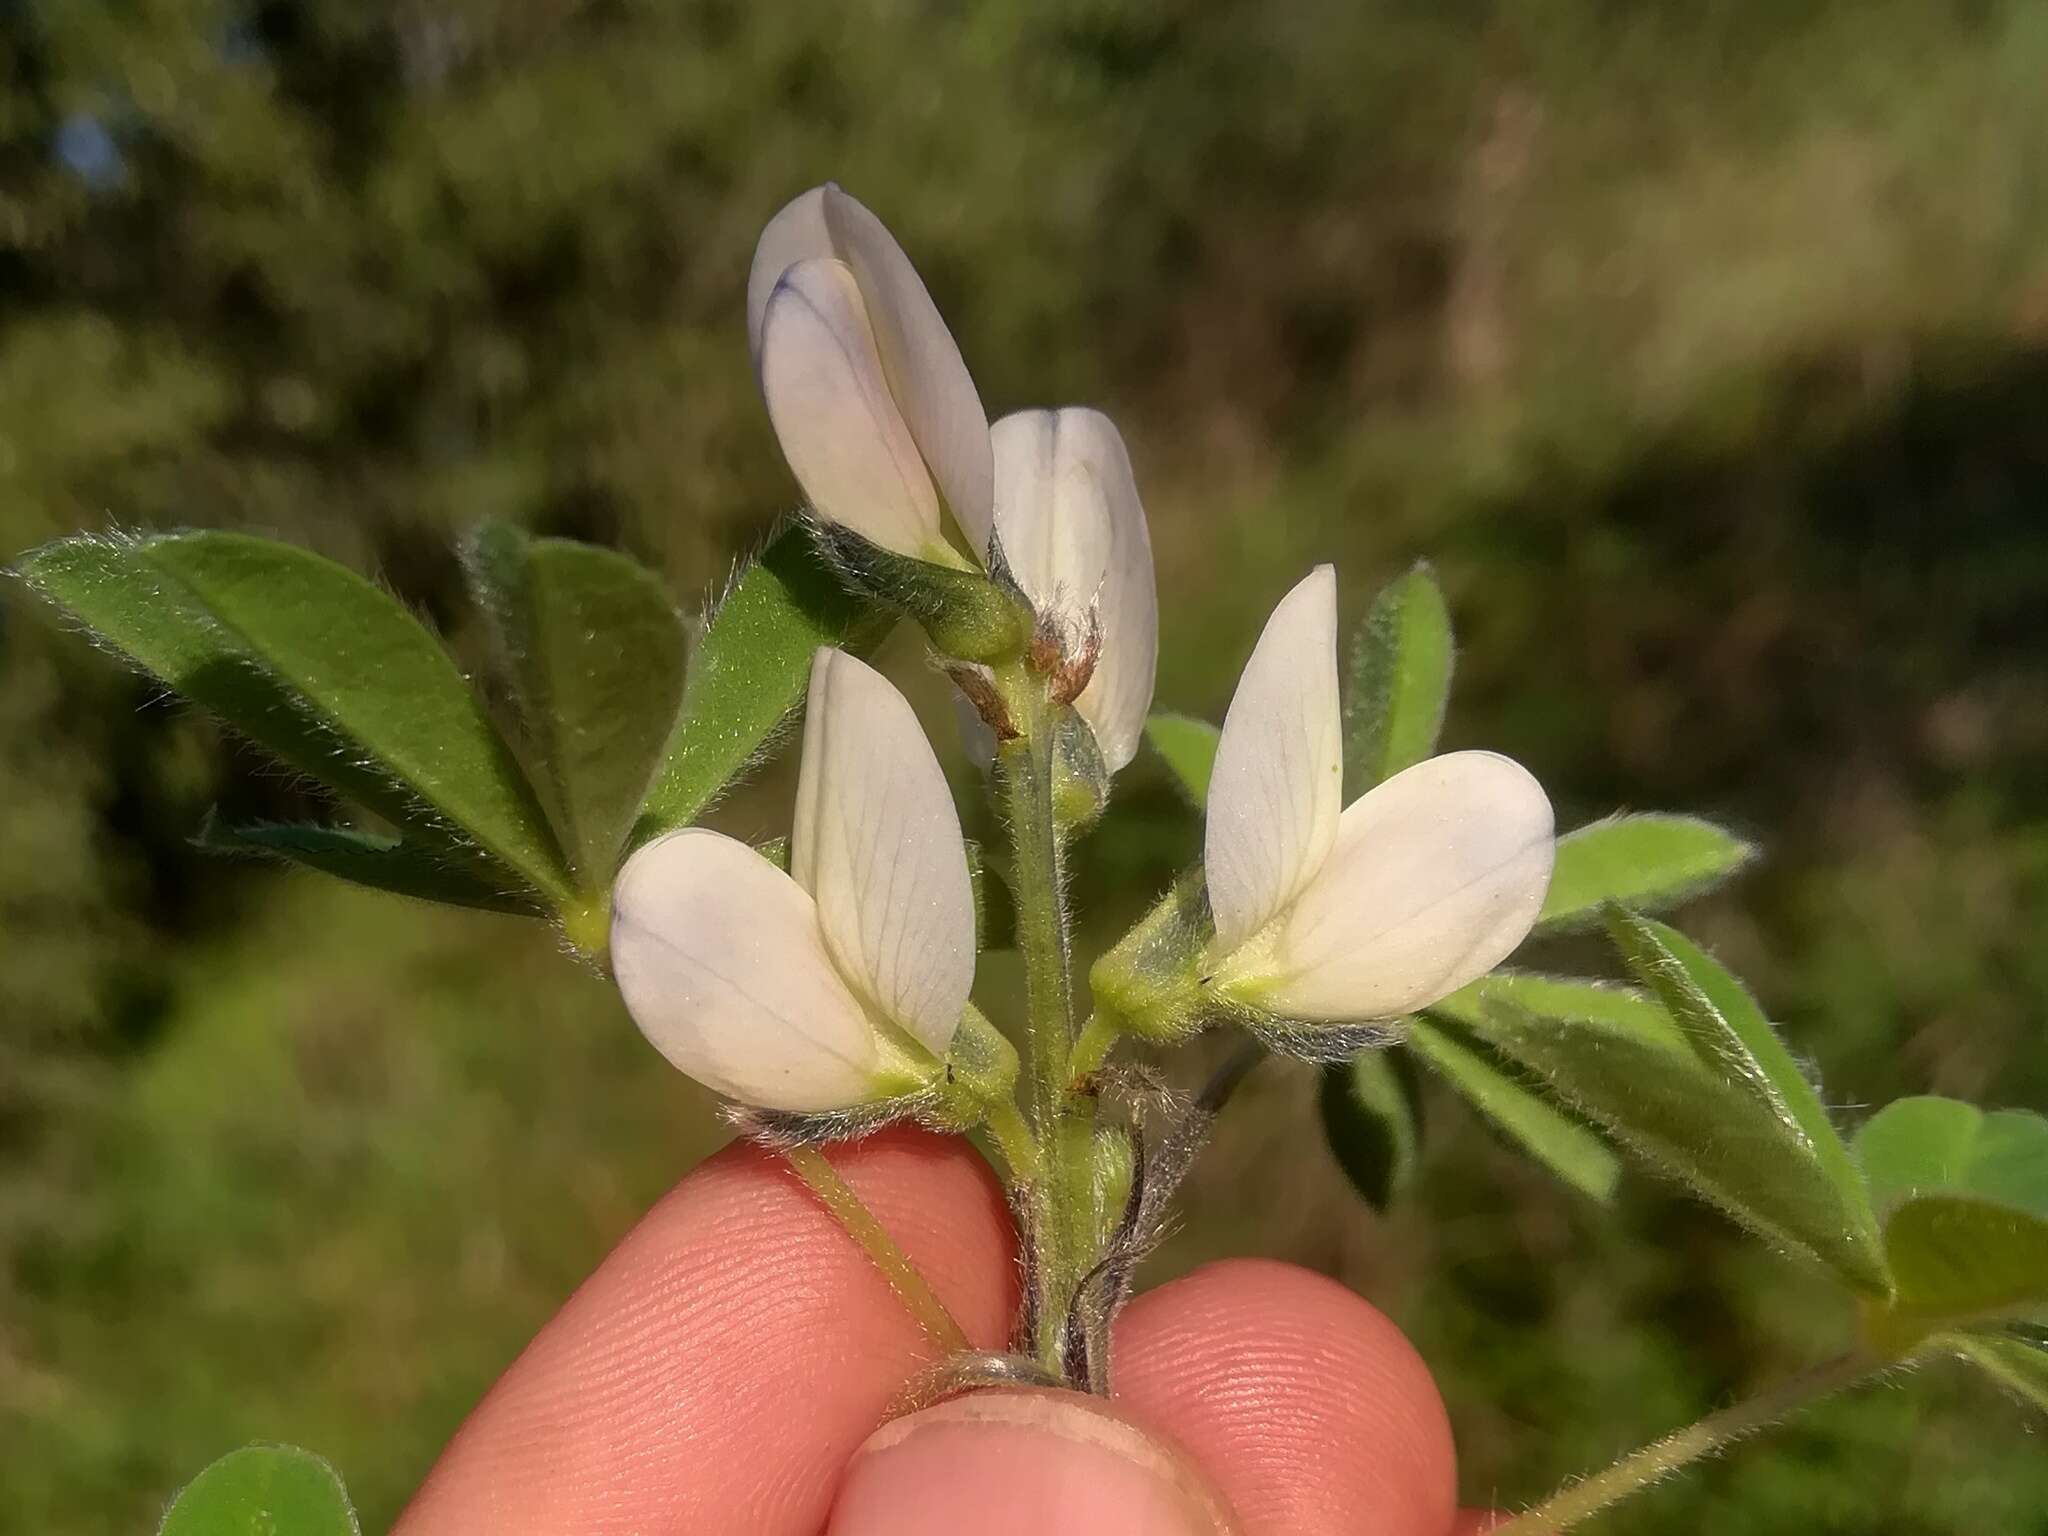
750, 185, 993, 567
991, 408, 1159, 772
610, 650, 975, 1110
1203, 567, 1555, 1022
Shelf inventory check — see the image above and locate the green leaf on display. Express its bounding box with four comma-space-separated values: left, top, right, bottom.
1319, 1051, 1422, 1210
1952, 1328, 2048, 1414
1606, 909, 1883, 1282
160, 1445, 358, 1536
465, 525, 687, 889
1855, 1097, 2048, 1221
1884, 1195, 2048, 1321
16, 531, 570, 903
1432, 971, 1691, 1056
1406, 1015, 1621, 1202
195, 815, 542, 916
637, 524, 888, 838
1144, 713, 1221, 807
1484, 998, 1894, 1293
1343, 561, 1454, 798
1537, 814, 1756, 932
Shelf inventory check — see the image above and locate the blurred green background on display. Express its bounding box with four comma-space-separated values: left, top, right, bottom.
5, 1, 2048, 1530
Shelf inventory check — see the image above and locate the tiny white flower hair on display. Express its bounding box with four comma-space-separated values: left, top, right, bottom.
1204, 565, 1555, 1020
609, 649, 975, 1111
991, 408, 1159, 772
748, 184, 993, 569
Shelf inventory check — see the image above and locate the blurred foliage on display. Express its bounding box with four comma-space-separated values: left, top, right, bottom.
4, 0, 2048, 1530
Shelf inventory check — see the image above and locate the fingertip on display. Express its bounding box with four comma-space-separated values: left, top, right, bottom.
1114, 1259, 1457, 1536
829, 1390, 1240, 1535
398, 1128, 1017, 1535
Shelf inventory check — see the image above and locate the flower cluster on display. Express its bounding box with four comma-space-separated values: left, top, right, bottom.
609, 184, 1558, 1114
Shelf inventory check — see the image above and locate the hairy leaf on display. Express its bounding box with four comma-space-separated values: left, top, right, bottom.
1407, 1015, 1621, 1202
160, 1445, 358, 1536
638, 524, 888, 837
195, 815, 541, 916
1538, 814, 1756, 932
1607, 909, 1881, 1280
1433, 971, 1690, 1056
17, 531, 569, 902
1343, 561, 1454, 798
1485, 998, 1893, 1293
1952, 1328, 2048, 1414
466, 524, 687, 889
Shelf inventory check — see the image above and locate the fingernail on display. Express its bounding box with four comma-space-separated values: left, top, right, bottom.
829, 1389, 1239, 1535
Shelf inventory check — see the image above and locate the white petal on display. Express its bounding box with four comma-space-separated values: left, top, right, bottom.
610, 829, 889, 1111
1204, 565, 1343, 951
991, 409, 1159, 771
746, 186, 831, 363
820, 186, 994, 560
1258, 751, 1555, 1020
792, 648, 976, 1058
758, 258, 946, 560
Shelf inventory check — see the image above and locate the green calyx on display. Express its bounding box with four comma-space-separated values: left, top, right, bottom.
928, 1003, 1024, 1131
812, 520, 1030, 664
1087, 868, 1215, 1047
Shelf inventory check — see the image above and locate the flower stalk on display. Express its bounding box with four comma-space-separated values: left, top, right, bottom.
994, 660, 1102, 1377
1492, 1350, 1888, 1535
781, 1144, 969, 1356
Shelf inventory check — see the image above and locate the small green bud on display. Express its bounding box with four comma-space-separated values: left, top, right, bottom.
1052, 706, 1110, 834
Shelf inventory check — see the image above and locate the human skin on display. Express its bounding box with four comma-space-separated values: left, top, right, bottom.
394, 1129, 1499, 1535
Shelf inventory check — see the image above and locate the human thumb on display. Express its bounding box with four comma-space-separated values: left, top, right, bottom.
827, 1389, 1241, 1535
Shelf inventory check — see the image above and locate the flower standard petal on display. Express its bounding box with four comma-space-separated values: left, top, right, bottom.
1249, 751, 1555, 1021
610, 829, 897, 1112
792, 648, 976, 1059
758, 258, 949, 561
819, 185, 994, 561
992, 408, 1158, 773
746, 185, 832, 362
1203, 565, 1343, 952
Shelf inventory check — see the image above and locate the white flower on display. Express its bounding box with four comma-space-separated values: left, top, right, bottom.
610, 649, 975, 1111
991, 408, 1159, 772
749, 184, 993, 569
1203, 565, 1555, 1021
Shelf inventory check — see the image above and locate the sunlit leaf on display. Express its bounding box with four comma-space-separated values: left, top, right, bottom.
466, 524, 686, 889
1433, 971, 1690, 1056
1606, 909, 1882, 1280
1407, 1015, 1620, 1202
16, 531, 570, 902
1537, 814, 1755, 932
637, 523, 888, 838
159, 1445, 357, 1536
1145, 712, 1221, 807
1343, 560, 1453, 797
1855, 1097, 2048, 1220
196, 814, 541, 916
1320, 1050, 1422, 1210
1484, 998, 1893, 1293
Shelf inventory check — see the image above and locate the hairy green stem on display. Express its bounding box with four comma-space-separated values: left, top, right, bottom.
996, 665, 1095, 1377
782, 1145, 968, 1356
1492, 1351, 1885, 1534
